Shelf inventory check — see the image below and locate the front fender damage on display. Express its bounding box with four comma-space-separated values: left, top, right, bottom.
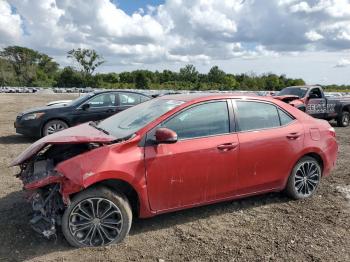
16, 143, 101, 239
28, 184, 64, 238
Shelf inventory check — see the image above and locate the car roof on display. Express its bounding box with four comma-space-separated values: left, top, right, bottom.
158, 93, 275, 103
92, 90, 151, 97
285, 85, 321, 89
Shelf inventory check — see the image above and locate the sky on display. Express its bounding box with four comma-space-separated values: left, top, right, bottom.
0, 0, 350, 85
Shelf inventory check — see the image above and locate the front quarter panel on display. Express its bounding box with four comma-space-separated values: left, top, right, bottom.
55, 136, 152, 217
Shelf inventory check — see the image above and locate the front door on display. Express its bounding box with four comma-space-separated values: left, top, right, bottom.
72, 92, 118, 124
305, 87, 327, 119
144, 101, 239, 212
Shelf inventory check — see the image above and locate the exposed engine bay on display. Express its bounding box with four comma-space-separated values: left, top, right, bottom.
17, 143, 98, 238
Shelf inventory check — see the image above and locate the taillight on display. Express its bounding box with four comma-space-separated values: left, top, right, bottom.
328, 127, 336, 137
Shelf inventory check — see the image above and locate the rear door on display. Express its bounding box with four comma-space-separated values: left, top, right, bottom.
233, 100, 304, 195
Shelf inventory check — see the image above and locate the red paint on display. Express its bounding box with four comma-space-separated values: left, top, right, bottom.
154, 128, 178, 143
14, 95, 338, 218
145, 133, 239, 211
11, 123, 116, 166
24, 174, 63, 190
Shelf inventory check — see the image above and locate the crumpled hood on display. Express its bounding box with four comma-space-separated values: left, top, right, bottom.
273, 95, 299, 100
273, 95, 301, 103
11, 123, 116, 166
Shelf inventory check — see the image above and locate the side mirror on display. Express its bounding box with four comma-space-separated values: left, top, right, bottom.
82, 103, 90, 110
155, 128, 178, 144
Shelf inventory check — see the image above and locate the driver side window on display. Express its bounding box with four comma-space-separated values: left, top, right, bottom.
309, 88, 322, 99
162, 101, 230, 140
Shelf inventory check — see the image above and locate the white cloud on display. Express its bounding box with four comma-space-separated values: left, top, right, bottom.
0, 0, 350, 84
305, 30, 324, 41
289, 0, 350, 17
0, 0, 22, 44
335, 58, 350, 67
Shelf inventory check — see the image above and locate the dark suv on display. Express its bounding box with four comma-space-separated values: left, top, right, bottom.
14, 90, 151, 137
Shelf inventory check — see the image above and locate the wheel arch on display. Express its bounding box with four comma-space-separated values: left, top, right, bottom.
283, 151, 325, 189
302, 152, 324, 172
74, 178, 146, 218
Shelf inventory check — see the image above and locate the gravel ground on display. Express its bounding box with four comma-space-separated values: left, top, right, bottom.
0, 93, 349, 262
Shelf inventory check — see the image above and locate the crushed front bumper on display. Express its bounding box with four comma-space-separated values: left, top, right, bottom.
28, 184, 65, 238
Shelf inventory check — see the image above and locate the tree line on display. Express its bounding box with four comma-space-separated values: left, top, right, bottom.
0, 45, 348, 91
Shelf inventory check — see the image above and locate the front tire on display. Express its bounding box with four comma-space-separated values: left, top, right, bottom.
285, 156, 322, 200
62, 187, 132, 247
337, 111, 350, 127
43, 119, 69, 136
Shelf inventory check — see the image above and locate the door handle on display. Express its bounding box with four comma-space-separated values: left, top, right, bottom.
106, 109, 114, 113
286, 132, 300, 140
217, 143, 238, 151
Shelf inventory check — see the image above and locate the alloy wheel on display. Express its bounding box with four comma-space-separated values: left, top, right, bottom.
46, 123, 66, 135
294, 161, 321, 197
68, 198, 123, 246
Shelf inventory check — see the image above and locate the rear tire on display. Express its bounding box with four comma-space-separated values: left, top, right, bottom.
61, 187, 132, 247
337, 111, 350, 127
285, 156, 322, 200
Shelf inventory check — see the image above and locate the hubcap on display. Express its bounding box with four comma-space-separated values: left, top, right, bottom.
46, 123, 66, 135
294, 161, 320, 197
68, 198, 123, 246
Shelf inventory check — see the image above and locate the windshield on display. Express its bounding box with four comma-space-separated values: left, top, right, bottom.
69, 93, 94, 106
278, 87, 308, 98
98, 98, 184, 138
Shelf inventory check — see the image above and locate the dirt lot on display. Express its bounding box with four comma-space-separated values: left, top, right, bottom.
0, 93, 349, 262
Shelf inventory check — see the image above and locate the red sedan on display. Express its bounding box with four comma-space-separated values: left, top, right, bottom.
12, 94, 338, 247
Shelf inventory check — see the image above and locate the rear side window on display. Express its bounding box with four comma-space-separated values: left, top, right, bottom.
163, 101, 229, 139
278, 108, 294, 125
235, 101, 280, 131
84, 93, 116, 108
118, 93, 150, 106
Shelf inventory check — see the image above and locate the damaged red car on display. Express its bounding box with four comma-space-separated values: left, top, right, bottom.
12, 94, 338, 247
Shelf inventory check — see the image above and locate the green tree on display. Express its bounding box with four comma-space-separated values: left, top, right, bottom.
56, 67, 84, 87
119, 71, 134, 83
0, 58, 17, 86
0, 46, 42, 85
265, 73, 281, 90
134, 71, 150, 89
100, 72, 119, 84
160, 70, 177, 83
67, 48, 105, 85
38, 54, 59, 75
208, 65, 226, 84
222, 74, 237, 89
179, 64, 199, 83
